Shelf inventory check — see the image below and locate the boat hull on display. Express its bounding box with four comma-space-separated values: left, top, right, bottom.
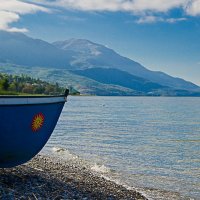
0, 96, 66, 168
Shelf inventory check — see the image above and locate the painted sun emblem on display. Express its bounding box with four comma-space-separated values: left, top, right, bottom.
31, 113, 45, 132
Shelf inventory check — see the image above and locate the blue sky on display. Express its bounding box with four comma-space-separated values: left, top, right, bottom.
1, 0, 200, 85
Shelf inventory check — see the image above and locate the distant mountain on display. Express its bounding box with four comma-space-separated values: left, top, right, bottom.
53, 39, 200, 91
0, 31, 200, 95
0, 31, 73, 68
72, 68, 200, 96
72, 68, 168, 93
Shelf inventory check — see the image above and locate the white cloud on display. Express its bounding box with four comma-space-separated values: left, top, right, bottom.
166, 18, 187, 23
136, 16, 163, 24
136, 16, 187, 24
32, 0, 186, 13
127, 0, 187, 13
0, 11, 19, 30
1, 0, 200, 30
0, 0, 49, 32
1, 0, 49, 14
185, 0, 200, 16
31, 0, 200, 21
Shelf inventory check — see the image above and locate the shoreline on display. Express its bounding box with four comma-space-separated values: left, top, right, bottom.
0, 155, 147, 199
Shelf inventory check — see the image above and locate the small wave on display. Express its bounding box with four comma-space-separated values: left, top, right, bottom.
52, 147, 66, 153
91, 163, 111, 174
51, 147, 78, 160
50, 147, 189, 200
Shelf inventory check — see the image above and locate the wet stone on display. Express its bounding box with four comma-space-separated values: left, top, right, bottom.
0, 155, 147, 200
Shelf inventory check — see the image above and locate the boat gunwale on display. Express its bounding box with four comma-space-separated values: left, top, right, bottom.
0, 101, 65, 107
0, 97, 66, 106
0, 89, 69, 105
0, 89, 69, 99
0, 94, 65, 99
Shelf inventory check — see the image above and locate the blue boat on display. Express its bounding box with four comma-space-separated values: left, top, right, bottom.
0, 89, 69, 168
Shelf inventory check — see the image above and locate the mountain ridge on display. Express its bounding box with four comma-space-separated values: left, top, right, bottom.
53, 38, 200, 91
0, 31, 73, 68
0, 31, 199, 96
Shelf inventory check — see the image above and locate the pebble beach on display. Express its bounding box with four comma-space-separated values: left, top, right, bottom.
0, 155, 147, 200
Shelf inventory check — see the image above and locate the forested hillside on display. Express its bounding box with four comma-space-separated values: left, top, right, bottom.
0, 73, 66, 95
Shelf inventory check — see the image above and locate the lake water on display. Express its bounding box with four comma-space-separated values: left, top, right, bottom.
42, 96, 200, 199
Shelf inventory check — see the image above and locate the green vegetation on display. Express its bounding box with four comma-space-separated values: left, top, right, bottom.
2, 64, 199, 96
0, 65, 138, 96
0, 73, 65, 95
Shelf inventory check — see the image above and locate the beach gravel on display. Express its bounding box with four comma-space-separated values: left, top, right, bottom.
0, 155, 147, 200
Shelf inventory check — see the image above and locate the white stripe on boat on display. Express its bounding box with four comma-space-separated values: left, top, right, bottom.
0, 96, 66, 105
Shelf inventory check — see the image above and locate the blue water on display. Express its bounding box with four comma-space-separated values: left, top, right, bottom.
43, 96, 200, 199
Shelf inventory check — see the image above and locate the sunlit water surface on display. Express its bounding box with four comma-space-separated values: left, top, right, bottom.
42, 96, 200, 199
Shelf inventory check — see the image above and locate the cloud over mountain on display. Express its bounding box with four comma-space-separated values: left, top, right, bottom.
28, 0, 200, 24
0, 0, 49, 32
1, 0, 200, 32
34, 0, 200, 16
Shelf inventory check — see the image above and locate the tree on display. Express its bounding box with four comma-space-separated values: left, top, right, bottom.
0, 78, 10, 91
9, 82, 17, 91
22, 84, 34, 94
